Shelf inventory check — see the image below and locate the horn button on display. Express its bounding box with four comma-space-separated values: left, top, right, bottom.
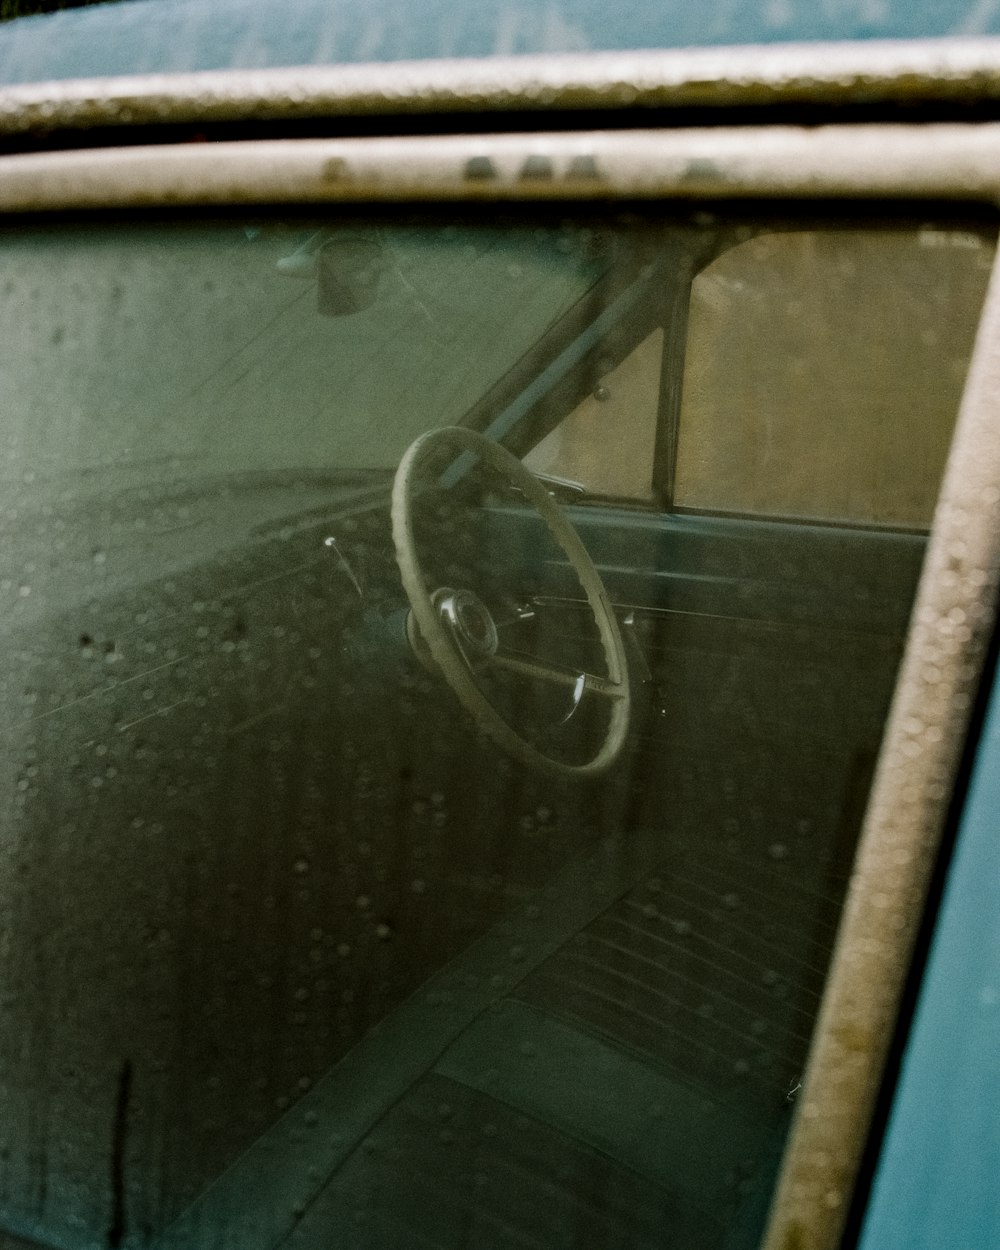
434, 588, 499, 660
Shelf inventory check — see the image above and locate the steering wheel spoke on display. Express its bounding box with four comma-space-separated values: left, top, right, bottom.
489, 646, 626, 701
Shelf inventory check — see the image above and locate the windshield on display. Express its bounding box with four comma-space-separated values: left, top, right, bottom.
0, 218, 605, 499
0, 208, 993, 1250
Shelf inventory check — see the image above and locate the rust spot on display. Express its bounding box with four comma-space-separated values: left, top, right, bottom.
464, 155, 498, 181
567, 154, 602, 181
322, 157, 350, 183
518, 154, 554, 181
781, 1222, 807, 1250
681, 157, 727, 184
831, 1019, 874, 1054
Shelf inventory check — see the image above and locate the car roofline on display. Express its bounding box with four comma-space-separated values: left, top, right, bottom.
2, 37, 1000, 140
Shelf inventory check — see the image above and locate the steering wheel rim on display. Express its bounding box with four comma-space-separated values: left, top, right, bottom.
391, 426, 631, 778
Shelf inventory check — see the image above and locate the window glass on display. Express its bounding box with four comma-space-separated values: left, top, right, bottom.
675, 228, 994, 526
524, 328, 662, 501
0, 211, 992, 1250
0, 223, 597, 493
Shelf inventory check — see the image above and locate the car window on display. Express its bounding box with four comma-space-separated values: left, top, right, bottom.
0, 209, 994, 1250
524, 327, 663, 501
524, 226, 994, 523
0, 221, 600, 493
675, 227, 995, 527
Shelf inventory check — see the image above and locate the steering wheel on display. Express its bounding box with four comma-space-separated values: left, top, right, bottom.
391, 426, 631, 778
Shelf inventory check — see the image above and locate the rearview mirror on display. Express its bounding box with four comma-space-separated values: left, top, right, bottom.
317, 237, 385, 316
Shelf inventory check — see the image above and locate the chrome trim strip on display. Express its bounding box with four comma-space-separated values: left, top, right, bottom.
761, 221, 1000, 1250
4, 38, 1000, 135
3, 124, 1000, 210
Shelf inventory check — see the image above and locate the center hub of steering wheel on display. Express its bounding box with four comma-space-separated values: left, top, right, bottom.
433, 588, 499, 660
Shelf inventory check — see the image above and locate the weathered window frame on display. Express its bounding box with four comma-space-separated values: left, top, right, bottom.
3, 53, 1000, 1250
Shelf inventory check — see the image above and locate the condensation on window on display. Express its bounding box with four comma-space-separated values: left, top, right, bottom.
0, 212, 993, 1250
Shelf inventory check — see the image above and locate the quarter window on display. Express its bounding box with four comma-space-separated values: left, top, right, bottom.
675, 228, 994, 526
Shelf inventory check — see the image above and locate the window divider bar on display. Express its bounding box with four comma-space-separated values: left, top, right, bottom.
760, 238, 1000, 1250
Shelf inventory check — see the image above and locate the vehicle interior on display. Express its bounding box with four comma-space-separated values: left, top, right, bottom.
0, 206, 994, 1250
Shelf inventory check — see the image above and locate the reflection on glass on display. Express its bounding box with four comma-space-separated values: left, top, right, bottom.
0, 212, 993, 1250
